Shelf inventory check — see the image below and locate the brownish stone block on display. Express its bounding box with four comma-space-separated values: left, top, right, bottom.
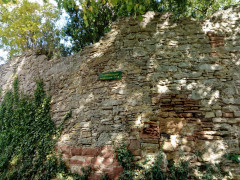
180, 113, 193, 118
140, 123, 159, 139
128, 139, 140, 150
223, 112, 234, 118
159, 112, 169, 118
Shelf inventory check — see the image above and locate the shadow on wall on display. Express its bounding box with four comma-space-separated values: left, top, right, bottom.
1, 5, 239, 179
57, 6, 240, 176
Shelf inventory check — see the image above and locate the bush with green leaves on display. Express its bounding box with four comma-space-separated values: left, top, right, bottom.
112, 142, 229, 180
0, 78, 87, 179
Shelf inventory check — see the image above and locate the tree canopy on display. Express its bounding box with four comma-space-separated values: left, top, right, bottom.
57, 0, 239, 54
0, 0, 239, 59
0, 0, 61, 59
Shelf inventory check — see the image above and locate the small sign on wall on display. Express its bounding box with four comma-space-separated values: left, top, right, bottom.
99, 71, 122, 80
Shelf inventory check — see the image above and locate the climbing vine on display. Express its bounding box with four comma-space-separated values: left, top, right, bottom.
0, 78, 84, 179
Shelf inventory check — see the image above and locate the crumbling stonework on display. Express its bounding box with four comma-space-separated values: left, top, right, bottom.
1, 5, 240, 179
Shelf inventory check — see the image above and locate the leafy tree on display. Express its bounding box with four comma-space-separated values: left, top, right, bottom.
57, 0, 239, 55
0, 78, 88, 179
0, 0, 62, 59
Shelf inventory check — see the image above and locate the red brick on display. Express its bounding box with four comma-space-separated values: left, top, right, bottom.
70, 159, 83, 165
112, 160, 121, 166
82, 147, 100, 157
105, 166, 123, 180
89, 173, 102, 180
71, 147, 82, 156
112, 166, 124, 178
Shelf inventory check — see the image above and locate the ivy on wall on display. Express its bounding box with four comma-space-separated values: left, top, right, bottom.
0, 78, 83, 179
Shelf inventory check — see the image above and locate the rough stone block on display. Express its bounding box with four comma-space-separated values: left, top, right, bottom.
161, 141, 175, 152
128, 139, 140, 150
234, 111, 240, 117
141, 143, 159, 150
205, 112, 215, 118
215, 110, 222, 117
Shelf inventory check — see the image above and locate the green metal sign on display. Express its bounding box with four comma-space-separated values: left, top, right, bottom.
99, 71, 122, 80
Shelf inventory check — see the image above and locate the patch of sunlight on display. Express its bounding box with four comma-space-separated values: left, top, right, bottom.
10, 155, 19, 166
135, 115, 142, 126
60, 134, 71, 143
201, 140, 227, 163
112, 133, 129, 143
170, 135, 180, 148
140, 11, 155, 28
157, 85, 169, 94
186, 82, 197, 90
208, 90, 220, 105
85, 92, 94, 103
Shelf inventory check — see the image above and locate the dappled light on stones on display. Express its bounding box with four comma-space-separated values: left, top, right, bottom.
1, 5, 240, 180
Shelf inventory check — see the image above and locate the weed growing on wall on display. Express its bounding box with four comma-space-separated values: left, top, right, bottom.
0, 78, 86, 179
224, 153, 240, 163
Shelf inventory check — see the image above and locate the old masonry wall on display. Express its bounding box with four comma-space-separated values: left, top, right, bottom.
1, 5, 240, 179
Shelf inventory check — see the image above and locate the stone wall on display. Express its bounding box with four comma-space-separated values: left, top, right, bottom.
1, 5, 240, 179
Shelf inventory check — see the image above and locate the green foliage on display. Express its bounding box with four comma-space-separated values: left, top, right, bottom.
101, 173, 111, 180
142, 152, 168, 180
56, 0, 239, 55
114, 142, 134, 169
112, 142, 229, 180
0, 0, 62, 59
224, 153, 240, 163
64, 110, 72, 121
0, 78, 86, 179
168, 159, 191, 180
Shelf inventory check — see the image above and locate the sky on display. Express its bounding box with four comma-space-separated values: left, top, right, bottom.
0, 0, 68, 65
